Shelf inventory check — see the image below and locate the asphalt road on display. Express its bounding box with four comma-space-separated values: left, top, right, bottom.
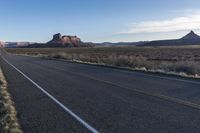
1, 50, 200, 133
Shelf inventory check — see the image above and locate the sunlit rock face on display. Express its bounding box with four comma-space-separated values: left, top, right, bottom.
48, 33, 82, 47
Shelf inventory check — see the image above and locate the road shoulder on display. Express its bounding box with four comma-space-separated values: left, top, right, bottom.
0, 67, 22, 133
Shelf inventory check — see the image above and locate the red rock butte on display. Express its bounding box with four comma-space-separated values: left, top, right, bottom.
47, 33, 82, 47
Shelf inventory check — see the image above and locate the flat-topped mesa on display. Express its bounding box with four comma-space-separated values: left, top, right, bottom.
62, 35, 81, 46
47, 33, 82, 47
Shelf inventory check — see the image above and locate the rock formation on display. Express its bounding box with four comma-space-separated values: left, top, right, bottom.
181, 30, 200, 40
47, 33, 82, 47
139, 31, 200, 46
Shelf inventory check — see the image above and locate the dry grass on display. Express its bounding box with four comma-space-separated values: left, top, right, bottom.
5, 46, 200, 78
0, 68, 22, 133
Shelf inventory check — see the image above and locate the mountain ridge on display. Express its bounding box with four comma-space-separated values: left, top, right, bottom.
3, 31, 200, 47
181, 30, 200, 40
138, 31, 200, 46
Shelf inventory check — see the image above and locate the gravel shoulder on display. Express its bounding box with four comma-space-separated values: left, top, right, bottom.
0, 68, 22, 133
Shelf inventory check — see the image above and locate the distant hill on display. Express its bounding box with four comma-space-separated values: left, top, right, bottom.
3, 31, 200, 48
139, 31, 200, 46
96, 41, 148, 46
47, 33, 82, 47
4, 42, 34, 48
95, 31, 200, 47
22, 33, 94, 48
181, 31, 200, 40
0, 41, 4, 47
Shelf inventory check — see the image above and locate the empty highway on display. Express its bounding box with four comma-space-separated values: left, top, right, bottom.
1, 50, 200, 133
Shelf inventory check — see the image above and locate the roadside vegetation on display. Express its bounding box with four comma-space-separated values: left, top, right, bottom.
5, 46, 200, 78
0, 68, 22, 133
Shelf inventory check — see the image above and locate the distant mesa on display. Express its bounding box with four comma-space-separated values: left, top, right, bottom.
3, 42, 34, 48
47, 33, 82, 47
2, 30, 200, 48
0, 41, 4, 48
95, 30, 200, 47
2, 33, 94, 48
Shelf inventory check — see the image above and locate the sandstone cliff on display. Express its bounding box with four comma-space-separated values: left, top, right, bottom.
47, 33, 82, 47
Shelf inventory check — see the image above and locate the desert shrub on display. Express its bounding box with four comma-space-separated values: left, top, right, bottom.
172, 62, 200, 75
157, 61, 200, 75
49, 52, 66, 59
6, 47, 200, 77
0, 69, 22, 133
114, 55, 131, 66
129, 55, 147, 68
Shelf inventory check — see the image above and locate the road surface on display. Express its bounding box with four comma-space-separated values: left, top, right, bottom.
1, 50, 200, 133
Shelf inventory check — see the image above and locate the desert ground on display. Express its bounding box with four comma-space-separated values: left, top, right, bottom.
5, 46, 200, 77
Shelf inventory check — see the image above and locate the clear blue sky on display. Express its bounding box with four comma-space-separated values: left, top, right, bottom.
1, 0, 200, 42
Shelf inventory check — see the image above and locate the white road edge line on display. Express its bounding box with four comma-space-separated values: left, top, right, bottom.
1, 56, 99, 133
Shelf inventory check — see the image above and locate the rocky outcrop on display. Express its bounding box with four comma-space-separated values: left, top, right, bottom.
0, 41, 3, 47
139, 31, 200, 46
181, 30, 200, 40
47, 33, 82, 47
21, 33, 95, 48
2, 33, 95, 48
